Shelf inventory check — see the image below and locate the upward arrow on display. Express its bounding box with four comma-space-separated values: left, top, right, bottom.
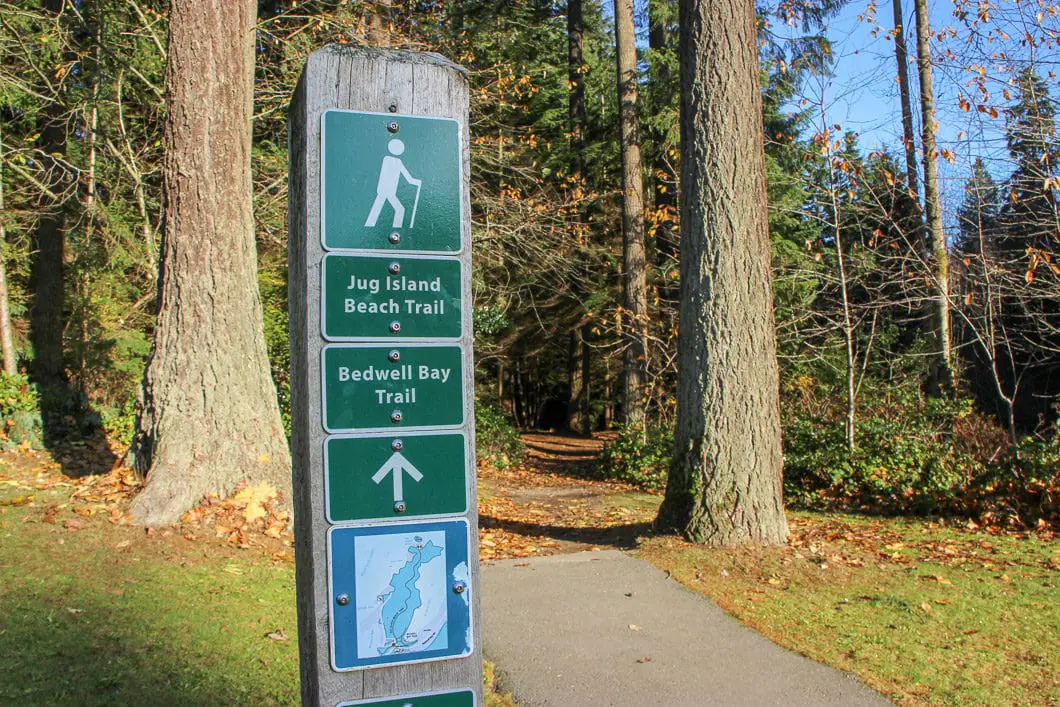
371, 451, 424, 504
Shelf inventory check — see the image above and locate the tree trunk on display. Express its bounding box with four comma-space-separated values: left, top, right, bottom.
29, 0, 68, 389
0, 126, 17, 375
567, 0, 591, 436
649, 0, 679, 273
891, 0, 919, 199
567, 329, 585, 431
367, 0, 392, 46
614, 0, 649, 427
657, 0, 788, 545
131, 0, 291, 526
913, 0, 952, 388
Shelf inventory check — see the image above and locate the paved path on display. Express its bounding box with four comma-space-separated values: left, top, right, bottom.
482, 550, 890, 707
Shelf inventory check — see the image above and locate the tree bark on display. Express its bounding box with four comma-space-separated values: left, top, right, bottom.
567, 0, 591, 436
367, 0, 392, 46
29, 0, 67, 388
891, 0, 919, 199
649, 0, 679, 271
613, 0, 649, 427
657, 0, 788, 545
0, 126, 18, 375
913, 0, 952, 387
131, 0, 291, 525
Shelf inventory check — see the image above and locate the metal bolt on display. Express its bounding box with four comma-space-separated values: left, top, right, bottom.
386, 120, 399, 133
389, 321, 402, 333
452, 582, 466, 595
391, 439, 404, 451
390, 410, 403, 424
393, 501, 407, 514
388, 104, 398, 113
388, 261, 401, 274
336, 593, 350, 606
389, 232, 401, 244
388, 350, 401, 362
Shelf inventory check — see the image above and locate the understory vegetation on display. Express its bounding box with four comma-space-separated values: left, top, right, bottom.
597, 385, 1060, 525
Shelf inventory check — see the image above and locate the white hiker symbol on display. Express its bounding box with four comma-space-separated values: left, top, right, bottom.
364, 138, 423, 229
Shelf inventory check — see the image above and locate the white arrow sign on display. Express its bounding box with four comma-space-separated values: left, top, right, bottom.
371, 451, 424, 504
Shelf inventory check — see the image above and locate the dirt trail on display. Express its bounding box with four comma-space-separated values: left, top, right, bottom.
478, 432, 661, 561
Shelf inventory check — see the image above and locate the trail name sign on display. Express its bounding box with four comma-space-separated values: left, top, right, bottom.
321, 254, 462, 341
289, 47, 480, 706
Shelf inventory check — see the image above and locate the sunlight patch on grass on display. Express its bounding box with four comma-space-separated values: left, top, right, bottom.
636, 512, 1059, 706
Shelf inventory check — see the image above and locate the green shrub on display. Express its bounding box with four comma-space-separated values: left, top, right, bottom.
475, 400, 524, 468
0, 373, 42, 450
596, 425, 672, 491
783, 394, 988, 514
99, 400, 137, 447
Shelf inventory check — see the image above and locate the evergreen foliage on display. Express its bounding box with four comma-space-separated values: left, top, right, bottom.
0, 0, 1055, 524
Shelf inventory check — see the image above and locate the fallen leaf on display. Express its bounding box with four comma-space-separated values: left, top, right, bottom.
265, 628, 288, 642
636, 657, 652, 663
628, 624, 641, 631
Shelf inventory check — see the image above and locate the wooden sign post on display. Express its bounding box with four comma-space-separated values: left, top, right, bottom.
288, 46, 481, 707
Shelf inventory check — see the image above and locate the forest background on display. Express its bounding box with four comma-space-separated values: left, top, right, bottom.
0, 0, 1057, 525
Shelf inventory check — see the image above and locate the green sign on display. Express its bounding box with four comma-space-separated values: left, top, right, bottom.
322, 110, 462, 253
322, 344, 465, 433
322, 254, 462, 341
338, 689, 475, 706
325, 432, 467, 523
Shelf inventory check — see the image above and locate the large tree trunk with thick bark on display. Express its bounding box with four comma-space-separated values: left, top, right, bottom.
613, 0, 648, 427
131, 0, 291, 526
913, 0, 952, 388
657, 0, 788, 545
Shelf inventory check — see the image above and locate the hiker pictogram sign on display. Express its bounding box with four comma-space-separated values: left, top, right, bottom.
321, 110, 462, 253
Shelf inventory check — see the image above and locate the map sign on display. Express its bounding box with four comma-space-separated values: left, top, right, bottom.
321, 344, 465, 433
325, 432, 469, 523
321, 254, 462, 341
329, 520, 472, 671
338, 689, 476, 707
322, 110, 462, 253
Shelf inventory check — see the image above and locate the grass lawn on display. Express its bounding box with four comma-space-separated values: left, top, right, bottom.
3, 444, 1057, 706
0, 452, 510, 706
638, 512, 1059, 706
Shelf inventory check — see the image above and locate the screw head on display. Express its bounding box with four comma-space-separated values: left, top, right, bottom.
393, 501, 407, 514
388, 350, 401, 362
386, 120, 399, 133
390, 410, 403, 424
391, 439, 404, 451
388, 261, 401, 274
388, 104, 398, 113
336, 593, 350, 606
389, 321, 402, 333
388, 232, 401, 244
452, 582, 466, 595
